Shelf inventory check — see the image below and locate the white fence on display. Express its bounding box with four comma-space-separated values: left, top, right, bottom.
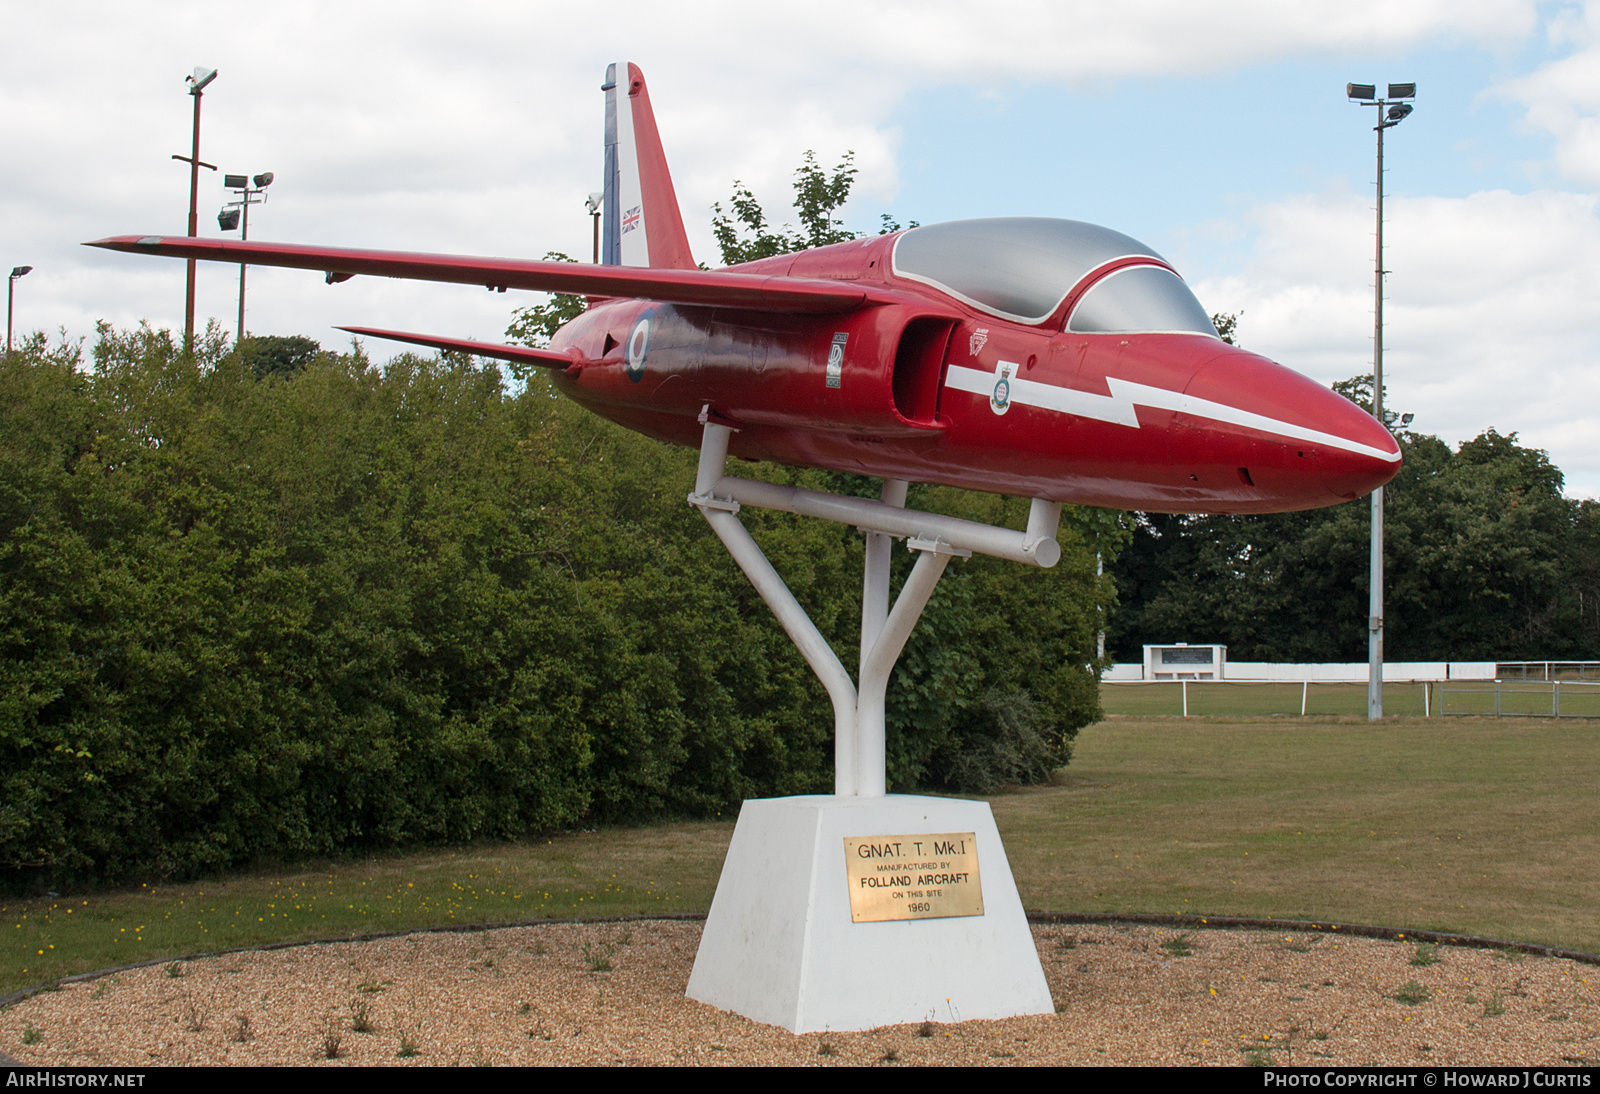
1102, 661, 1496, 683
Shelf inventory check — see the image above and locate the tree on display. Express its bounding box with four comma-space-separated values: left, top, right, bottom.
1104, 378, 1600, 663
505, 252, 587, 358
237, 335, 323, 380
711, 151, 917, 267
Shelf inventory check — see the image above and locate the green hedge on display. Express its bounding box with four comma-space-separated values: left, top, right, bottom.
0, 326, 1114, 890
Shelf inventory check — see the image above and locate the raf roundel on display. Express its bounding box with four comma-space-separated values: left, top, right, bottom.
625, 308, 653, 382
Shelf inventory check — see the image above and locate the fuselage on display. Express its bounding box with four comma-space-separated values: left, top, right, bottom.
548, 220, 1399, 514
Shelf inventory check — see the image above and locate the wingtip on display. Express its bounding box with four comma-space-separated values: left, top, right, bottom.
83, 235, 166, 251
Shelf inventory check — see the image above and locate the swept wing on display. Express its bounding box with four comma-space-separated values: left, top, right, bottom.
84, 235, 895, 315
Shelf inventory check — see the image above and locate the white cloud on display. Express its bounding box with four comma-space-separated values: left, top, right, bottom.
1192, 187, 1600, 496
1493, 1, 1600, 184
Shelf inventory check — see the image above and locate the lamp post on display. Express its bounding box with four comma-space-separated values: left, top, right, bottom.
7, 266, 32, 353
1347, 80, 1416, 721
172, 67, 218, 354
586, 191, 603, 264
218, 172, 273, 346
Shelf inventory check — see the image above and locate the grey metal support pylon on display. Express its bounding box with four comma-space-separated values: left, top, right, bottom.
687, 414, 1062, 797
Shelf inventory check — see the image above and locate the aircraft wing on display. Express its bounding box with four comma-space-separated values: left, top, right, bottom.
85, 235, 895, 315
337, 326, 580, 368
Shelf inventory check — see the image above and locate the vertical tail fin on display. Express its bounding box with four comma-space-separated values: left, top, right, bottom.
602, 62, 697, 270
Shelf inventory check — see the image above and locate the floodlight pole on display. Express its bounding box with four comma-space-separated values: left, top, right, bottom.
1349, 82, 1414, 721
219, 173, 272, 346
185, 86, 202, 350
174, 68, 218, 356
7, 266, 32, 353
585, 193, 603, 264
239, 195, 248, 347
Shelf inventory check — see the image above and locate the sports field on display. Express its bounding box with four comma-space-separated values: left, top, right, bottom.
5, 715, 1597, 996
1000, 715, 1600, 956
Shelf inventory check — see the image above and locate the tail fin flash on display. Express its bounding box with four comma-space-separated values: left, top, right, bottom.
602, 63, 696, 270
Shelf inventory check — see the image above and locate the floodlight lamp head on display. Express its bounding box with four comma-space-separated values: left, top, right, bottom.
1387, 103, 1414, 123
1347, 83, 1376, 101
10, 266, 32, 279
1388, 83, 1417, 100
253, 172, 274, 189
1399, 412, 1414, 426
585, 191, 603, 214
224, 174, 248, 189
217, 207, 241, 231
187, 67, 217, 94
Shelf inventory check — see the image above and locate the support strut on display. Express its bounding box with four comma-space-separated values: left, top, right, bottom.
687, 417, 1061, 797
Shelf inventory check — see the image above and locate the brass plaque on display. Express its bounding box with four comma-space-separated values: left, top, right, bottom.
843, 833, 983, 923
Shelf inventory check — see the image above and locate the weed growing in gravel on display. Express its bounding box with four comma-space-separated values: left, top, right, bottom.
91, 979, 111, 999
1410, 943, 1439, 967
1494, 948, 1523, 963
582, 942, 614, 972
518, 1002, 531, 1016
397, 1032, 420, 1058
1483, 991, 1506, 1017
817, 1041, 835, 1057
356, 977, 387, 994
21, 1024, 41, 1046
1393, 981, 1429, 1005
183, 992, 205, 1032
165, 962, 184, 978
532, 940, 547, 956
231, 1015, 252, 1043
1056, 933, 1078, 951
917, 1021, 934, 1037
350, 998, 374, 1034
320, 1016, 342, 1060
1160, 933, 1194, 958
616, 928, 633, 946
881, 1047, 900, 1062
1243, 1046, 1274, 1067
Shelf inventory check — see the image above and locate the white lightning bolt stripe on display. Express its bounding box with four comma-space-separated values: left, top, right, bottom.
944, 364, 1400, 463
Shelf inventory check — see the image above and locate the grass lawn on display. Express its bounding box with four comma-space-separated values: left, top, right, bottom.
999, 716, 1600, 956
5, 715, 1597, 996
2, 821, 731, 997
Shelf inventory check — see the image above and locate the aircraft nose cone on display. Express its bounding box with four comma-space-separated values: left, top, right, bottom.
1184, 349, 1400, 510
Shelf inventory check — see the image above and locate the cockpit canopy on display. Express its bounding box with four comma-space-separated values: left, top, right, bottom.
891, 217, 1219, 336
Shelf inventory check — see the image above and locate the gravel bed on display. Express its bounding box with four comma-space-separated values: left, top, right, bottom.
2, 922, 1596, 1066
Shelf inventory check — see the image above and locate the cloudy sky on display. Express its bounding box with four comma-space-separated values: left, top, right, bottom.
4, 1, 1599, 494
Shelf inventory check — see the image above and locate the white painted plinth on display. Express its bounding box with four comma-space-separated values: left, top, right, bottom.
686, 794, 1053, 1033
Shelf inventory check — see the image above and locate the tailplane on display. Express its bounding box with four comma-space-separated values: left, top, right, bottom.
602, 62, 697, 270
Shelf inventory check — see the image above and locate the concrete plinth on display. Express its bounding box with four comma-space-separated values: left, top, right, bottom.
686, 794, 1053, 1033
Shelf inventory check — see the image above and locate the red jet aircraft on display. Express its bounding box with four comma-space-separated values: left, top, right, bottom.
89, 62, 1403, 801
91, 63, 1398, 518
91, 66, 1409, 1024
